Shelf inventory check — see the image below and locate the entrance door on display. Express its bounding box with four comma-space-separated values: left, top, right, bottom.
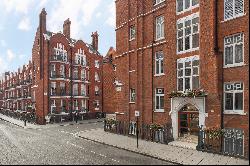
178, 104, 199, 137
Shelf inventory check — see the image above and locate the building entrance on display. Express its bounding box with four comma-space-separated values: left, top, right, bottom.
178, 104, 199, 143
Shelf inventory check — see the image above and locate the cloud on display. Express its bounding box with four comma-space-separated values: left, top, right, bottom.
106, 1, 116, 27
47, 0, 101, 39
7, 49, 15, 61
18, 17, 31, 31
1, 0, 35, 14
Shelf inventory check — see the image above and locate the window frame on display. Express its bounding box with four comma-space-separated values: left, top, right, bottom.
155, 88, 165, 112
155, 51, 164, 76
177, 55, 200, 92
224, 33, 244, 68
176, 0, 200, 15
177, 13, 200, 54
130, 88, 136, 103
224, 82, 244, 115
224, 0, 244, 21
129, 25, 136, 41
154, 0, 165, 6
155, 15, 165, 41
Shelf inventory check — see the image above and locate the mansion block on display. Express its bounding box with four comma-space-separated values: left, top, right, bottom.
103, 0, 249, 157
0, 9, 103, 124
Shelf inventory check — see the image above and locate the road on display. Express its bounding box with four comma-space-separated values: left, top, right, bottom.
0, 120, 174, 165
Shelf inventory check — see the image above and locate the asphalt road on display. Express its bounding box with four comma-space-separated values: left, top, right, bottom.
0, 120, 174, 165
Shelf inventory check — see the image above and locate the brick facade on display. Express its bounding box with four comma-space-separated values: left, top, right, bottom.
103, 0, 249, 157
0, 8, 103, 125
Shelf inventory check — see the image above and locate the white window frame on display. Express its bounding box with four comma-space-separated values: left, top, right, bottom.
224, 0, 244, 21
155, 51, 164, 76
73, 84, 78, 96
155, 88, 164, 112
155, 15, 165, 41
130, 88, 136, 103
95, 60, 100, 68
177, 55, 200, 92
95, 100, 100, 110
51, 82, 56, 96
129, 25, 136, 41
81, 69, 86, 80
54, 43, 68, 62
177, 13, 199, 54
176, 0, 199, 15
81, 84, 86, 96
50, 64, 56, 77
95, 72, 100, 82
50, 100, 56, 114
81, 99, 86, 111
154, 0, 165, 6
224, 33, 244, 68
224, 82, 244, 115
59, 65, 65, 77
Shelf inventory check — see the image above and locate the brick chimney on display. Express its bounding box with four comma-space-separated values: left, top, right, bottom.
39, 8, 47, 33
63, 18, 71, 39
91, 31, 99, 51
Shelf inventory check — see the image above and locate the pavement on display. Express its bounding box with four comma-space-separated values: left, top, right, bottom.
77, 128, 249, 165
0, 113, 104, 129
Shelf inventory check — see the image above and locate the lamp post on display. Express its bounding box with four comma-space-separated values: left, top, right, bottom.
135, 111, 140, 148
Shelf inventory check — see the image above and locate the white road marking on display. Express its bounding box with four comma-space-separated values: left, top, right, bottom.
67, 142, 120, 163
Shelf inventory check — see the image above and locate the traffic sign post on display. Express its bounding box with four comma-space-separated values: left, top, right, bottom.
135, 111, 140, 148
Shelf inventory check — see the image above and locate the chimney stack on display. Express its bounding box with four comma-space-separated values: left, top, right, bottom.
91, 31, 99, 51
63, 18, 71, 39
39, 8, 47, 33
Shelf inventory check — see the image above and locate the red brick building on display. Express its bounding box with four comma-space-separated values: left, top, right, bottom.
0, 8, 103, 125
103, 0, 249, 157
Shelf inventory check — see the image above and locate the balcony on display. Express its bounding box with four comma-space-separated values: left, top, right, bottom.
50, 74, 70, 81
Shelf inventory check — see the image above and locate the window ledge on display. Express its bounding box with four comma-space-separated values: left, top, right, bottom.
154, 73, 165, 77
224, 110, 246, 115
221, 13, 247, 23
155, 37, 165, 42
129, 102, 136, 104
223, 63, 247, 69
129, 38, 135, 42
154, 110, 164, 113
177, 47, 199, 55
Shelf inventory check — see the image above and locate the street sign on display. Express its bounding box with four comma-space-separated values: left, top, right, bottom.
135, 111, 140, 117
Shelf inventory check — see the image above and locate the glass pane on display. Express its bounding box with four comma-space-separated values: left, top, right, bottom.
185, 78, 191, 90
235, 93, 243, 110
180, 121, 188, 127
193, 59, 199, 66
185, 61, 191, 67
192, 0, 199, 6
178, 62, 183, 69
235, 0, 244, 16
185, 36, 191, 50
193, 67, 199, 75
178, 23, 183, 30
185, 27, 191, 35
225, 0, 234, 19
156, 61, 160, 74
225, 46, 233, 65
225, 93, 233, 110
185, 68, 191, 76
185, 20, 191, 27
180, 114, 187, 120
185, 0, 190, 9
178, 78, 183, 91
177, 0, 183, 12
178, 30, 183, 38
235, 44, 243, 63
160, 60, 164, 73
156, 96, 159, 109
192, 76, 199, 89
192, 17, 199, 24
178, 39, 184, 52
192, 33, 199, 48
160, 96, 164, 109
193, 24, 199, 33
178, 69, 183, 77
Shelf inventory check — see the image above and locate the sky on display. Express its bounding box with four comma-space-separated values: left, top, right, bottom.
0, 0, 116, 75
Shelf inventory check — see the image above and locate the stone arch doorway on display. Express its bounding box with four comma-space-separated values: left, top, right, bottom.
178, 104, 199, 142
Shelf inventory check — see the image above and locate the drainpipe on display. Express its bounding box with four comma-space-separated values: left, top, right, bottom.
151, 9, 155, 124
